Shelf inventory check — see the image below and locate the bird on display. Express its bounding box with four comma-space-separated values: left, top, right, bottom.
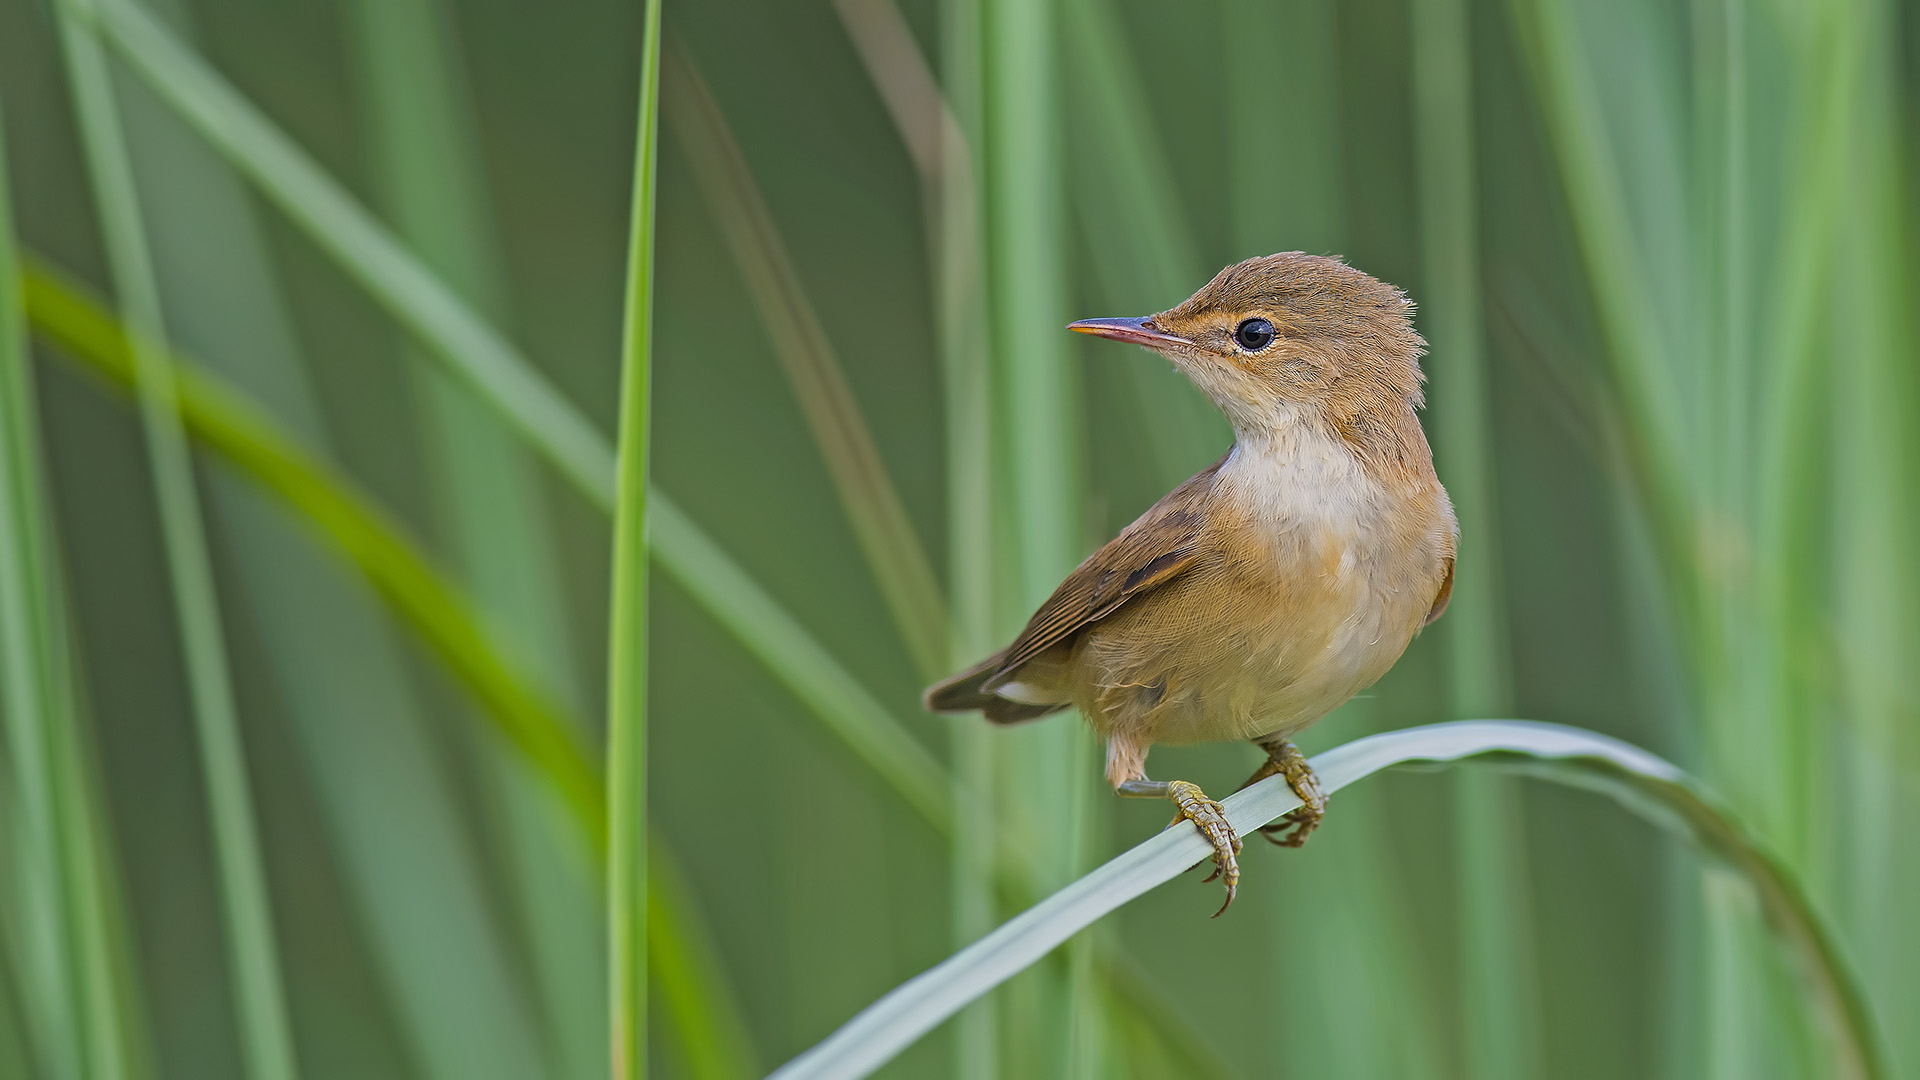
924, 252, 1457, 916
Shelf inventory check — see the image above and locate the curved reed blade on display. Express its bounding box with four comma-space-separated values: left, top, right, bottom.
770, 721, 1884, 1080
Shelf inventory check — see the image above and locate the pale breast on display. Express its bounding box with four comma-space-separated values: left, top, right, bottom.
1070, 417, 1453, 748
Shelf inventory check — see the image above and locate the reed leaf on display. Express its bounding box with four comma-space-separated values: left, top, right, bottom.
21, 255, 958, 864
342, 0, 604, 1072
25, 259, 604, 837
1410, 0, 1540, 1074
0, 107, 134, 1080
51, 5, 298, 1075
608, 0, 662, 1071
978, 0, 1097, 1071
72, 0, 959, 843
19, 259, 764, 1077
770, 721, 1884, 1080
77, 0, 956, 810
27, 258, 1234, 1080
827, 5, 1020, 1070
86, 0, 615, 502
113, 3, 560, 1069
1057, 0, 1223, 488
660, 44, 950, 679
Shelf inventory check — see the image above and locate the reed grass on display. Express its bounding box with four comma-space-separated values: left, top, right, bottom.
26, 254, 963, 865
1057, 0, 1222, 488
661, 44, 949, 680
608, 4, 662, 1068
977, 0, 1099, 1072
26, 255, 1242, 1080
52, 5, 299, 1075
771, 721, 1881, 1080
80, 0, 973, 867
90, 0, 614, 500
18, 260, 768, 1075
9, 0, 1918, 1076
1505, 0, 1919, 1074
1410, 1, 1540, 1075
0, 106, 134, 1080
344, 2, 605, 1072
107, 4, 565, 1070
70, 0, 965, 851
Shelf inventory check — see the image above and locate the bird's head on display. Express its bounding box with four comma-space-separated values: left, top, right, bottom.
1069, 253, 1427, 442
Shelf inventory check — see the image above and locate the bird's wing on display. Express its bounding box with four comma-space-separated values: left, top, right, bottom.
984, 454, 1227, 688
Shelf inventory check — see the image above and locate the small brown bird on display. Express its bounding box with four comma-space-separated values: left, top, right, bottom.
925, 253, 1456, 915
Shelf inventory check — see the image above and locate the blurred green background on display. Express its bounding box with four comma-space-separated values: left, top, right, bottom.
1, 0, 1916, 1077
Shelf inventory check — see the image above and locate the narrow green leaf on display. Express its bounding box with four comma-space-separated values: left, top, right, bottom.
78, 0, 956, 841
771, 721, 1886, 1080
21, 261, 761, 1078
51, 6, 298, 1076
660, 45, 950, 679
27, 252, 1236, 1080
925, 0, 1003, 1071
116, 0, 559, 1066
979, 0, 1096, 1071
342, 0, 605, 1073
608, 1, 662, 1074
647, 843, 759, 1080
22, 260, 607, 874
1058, 0, 1224, 488
21, 257, 951, 872
1410, 0, 1541, 1075
1501, 0, 1697, 610
0, 104, 133, 1080
90, 0, 616, 504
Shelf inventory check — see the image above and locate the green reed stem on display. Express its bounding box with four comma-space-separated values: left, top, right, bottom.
609, 2, 662, 1073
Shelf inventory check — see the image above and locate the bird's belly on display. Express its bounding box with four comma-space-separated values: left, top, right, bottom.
1070, 546, 1429, 748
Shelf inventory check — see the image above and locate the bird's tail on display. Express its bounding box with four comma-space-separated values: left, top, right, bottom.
923, 651, 1065, 725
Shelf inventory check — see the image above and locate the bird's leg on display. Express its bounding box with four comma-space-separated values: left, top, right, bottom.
1241, 736, 1327, 848
1117, 778, 1241, 916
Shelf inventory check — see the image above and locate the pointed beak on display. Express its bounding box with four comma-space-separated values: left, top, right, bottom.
1066, 317, 1191, 348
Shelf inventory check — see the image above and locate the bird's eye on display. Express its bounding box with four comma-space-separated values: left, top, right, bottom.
1233, 318, 1276, 351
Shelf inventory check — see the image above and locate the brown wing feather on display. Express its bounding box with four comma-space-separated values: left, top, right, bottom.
981, 454, 1227, 691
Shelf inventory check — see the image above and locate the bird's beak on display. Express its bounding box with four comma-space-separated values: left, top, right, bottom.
1067, 317, 1191, 348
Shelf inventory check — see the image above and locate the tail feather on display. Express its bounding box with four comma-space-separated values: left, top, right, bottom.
922, 651, 1007, 713
923, 650, 1068, 725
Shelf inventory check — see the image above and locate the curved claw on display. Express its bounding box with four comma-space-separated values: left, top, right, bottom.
1166, 780, 1241, 916
1259, 803, 1323, 847
1248, 739, 1328, 848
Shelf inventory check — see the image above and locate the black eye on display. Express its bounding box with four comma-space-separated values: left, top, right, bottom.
1234, 318, 1275, 351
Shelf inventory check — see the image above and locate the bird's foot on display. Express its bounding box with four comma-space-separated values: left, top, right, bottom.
1245, 739, 1327, 848
1170, 780, 1242, 916
1118, 777, 1242, 916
